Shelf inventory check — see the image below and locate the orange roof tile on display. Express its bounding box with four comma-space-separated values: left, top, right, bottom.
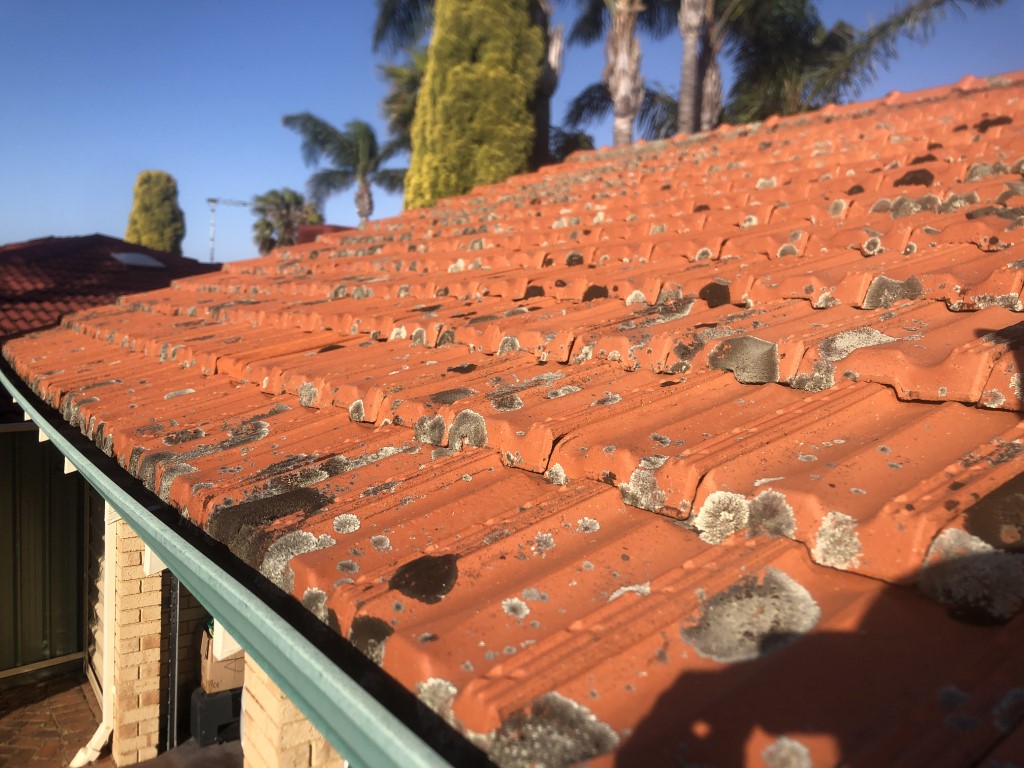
5, 73, 1024, 765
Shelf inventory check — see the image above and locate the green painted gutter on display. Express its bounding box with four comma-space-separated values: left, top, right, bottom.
1, 367, 450, 768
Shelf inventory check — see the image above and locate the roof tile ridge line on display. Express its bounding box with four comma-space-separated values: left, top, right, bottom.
719, 69, 1009, 140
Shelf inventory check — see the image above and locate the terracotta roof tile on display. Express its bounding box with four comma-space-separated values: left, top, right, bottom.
5, 73, 1024, 765
0, 234, 215, 342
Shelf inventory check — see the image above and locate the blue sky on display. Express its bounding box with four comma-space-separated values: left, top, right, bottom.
1, 1, 1021, 265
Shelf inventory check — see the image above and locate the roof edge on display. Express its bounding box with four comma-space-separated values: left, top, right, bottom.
0, 365, 450, 768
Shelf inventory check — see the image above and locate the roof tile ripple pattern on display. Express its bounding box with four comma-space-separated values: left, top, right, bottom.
6, 72, 1024, 767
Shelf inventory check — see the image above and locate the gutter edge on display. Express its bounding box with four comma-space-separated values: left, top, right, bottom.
0, 366, 449, 768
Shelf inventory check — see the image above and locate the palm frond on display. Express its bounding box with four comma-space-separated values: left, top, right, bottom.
550, 126, 595, 162
372, 167, 408, 194
569, 0, 679, 46
564, 82, 613, 128
282, 113, 349, 168
379, 46, 426, 152
637, 83, 679, 140
306, 168, 356, 207
638, 0, 680, 39
568, 0, 607, 46
342, 120, 381, 177
808, 0, 1006, 103
373, 0, 434, 55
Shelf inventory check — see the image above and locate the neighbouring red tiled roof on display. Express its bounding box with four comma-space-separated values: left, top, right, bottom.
0, 234, 215, 421
5, 74, 1024, 765
0, 234, 217, 340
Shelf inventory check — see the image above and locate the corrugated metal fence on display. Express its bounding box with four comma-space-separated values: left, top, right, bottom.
0, 428, 85, 676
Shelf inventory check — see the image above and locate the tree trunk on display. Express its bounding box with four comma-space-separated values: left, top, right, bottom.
530, 1, 562, 169
604, 0, 644, 147
700, 49, 722, 131
678, 0, 704, 135
355, 179, 373, 228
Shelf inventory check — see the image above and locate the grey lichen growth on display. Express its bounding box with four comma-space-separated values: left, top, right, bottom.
762, 736, 813, 768
502, 597, 530, 619
333, 513, 361, 534
608, 581, 651, 602
577, 517, 600, 533
449, 409, 488, 449
591, 392, 622, 406
417, 678, 458, 721
681, 568, 821, 663
491, 392, 524, 412
861, 236, 884, 256
862, 275, 924, 309
819, 327, 897, 361
301, 587, 330, 623
348, 399, 365, 422
790, 359, 836, 392
748, 490, 797, 539
619, 466, 666, 512
533, 532, 555, 555
694, 491, 750, 545
708, 336, 780, 384
546, 385, 582, 399
498, 336, 521, 354
474, 692, 620, 768
298, 382, 319, 407
260, 531, 336, 592
370, 534, 392, 552
919, 528, 1024, 623
414, 414, 446, 445
544, 463, 568, 485
811, 511, 863, 570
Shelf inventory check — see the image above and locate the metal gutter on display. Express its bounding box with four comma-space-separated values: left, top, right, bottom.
0, 367, 451, 768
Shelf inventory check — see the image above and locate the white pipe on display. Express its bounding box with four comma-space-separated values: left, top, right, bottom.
69, 503, 119, 767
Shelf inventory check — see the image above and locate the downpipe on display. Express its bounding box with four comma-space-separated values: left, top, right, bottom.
69, 502, 119, 767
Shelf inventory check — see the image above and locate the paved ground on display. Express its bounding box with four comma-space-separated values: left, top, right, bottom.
0, 672, 241, 767
0, 671, 113, 768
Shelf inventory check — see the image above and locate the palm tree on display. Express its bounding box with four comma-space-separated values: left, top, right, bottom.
251, 189, 322, 255
807, 0, 1007, 108
565, 81, 679, 141
380, 46, 427, 153
566, 0, 676, 146
282, 114, 406, 227
722, 3, 853, 123
674, 0, 1007, 133
373, 0, 434, 55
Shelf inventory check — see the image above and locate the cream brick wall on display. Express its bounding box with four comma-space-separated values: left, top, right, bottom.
112, 520, 163, 765
242, 654, 346, 768
110, 520, 212, 763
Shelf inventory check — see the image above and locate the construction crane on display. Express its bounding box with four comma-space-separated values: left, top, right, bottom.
206, 197, 250, 263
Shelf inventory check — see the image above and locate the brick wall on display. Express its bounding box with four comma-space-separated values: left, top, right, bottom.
110, 519, 212, 763
112, 519, 162, 764
241, 654, 345, 768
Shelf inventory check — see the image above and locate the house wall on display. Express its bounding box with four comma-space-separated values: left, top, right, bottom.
109, 517, 210, 763
242, 653, 345, 768
112, 517, 163, 763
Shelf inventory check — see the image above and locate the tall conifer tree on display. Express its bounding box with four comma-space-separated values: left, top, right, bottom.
404, 0, 542, 210
125, 170, 186, 255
